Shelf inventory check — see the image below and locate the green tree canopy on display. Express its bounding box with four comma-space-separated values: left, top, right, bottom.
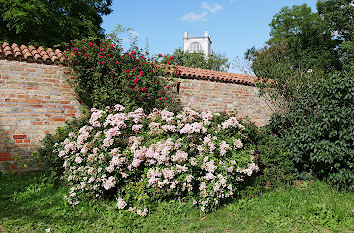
0, 0, 113, 48
268, 3, 340, 71
163, 48, 230, 72
247, 1, 353, 75
317, 0, 354, 70
245, 1, 353, 108
317, 0, 353, 42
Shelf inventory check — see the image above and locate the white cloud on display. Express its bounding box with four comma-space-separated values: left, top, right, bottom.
180, 12, 208, 22
201, 2, 224, 14
180, 2, 224, 22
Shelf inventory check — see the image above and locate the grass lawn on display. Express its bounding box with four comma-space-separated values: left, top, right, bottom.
0, 173, 353, 233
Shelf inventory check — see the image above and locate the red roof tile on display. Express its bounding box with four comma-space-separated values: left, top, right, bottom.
0, 42, 62, 64
0, 42, 257, 85
177, 66, 256, 86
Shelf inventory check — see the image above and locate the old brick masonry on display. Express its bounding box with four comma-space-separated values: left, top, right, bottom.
0, 60, 80, 172
0, 59, 272, 173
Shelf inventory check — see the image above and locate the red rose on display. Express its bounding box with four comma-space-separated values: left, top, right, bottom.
161, 90, 164, 94
169, 56, 173, 60
134, 77, 139, 83
166, 86, 171, 89
142, 87, 146, 92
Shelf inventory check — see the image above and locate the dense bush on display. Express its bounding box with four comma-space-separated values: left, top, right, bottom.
238, 121, 295, 194
246, 121, 295, 185
268, 71, 354, 189
254, 134, 294, 187
54, 105, 260, 215
64, 38, 179, 112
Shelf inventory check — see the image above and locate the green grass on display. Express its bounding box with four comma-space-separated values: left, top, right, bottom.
0, 173, 353, 232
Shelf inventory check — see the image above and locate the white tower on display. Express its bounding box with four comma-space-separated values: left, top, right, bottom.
183, 31, 212, 56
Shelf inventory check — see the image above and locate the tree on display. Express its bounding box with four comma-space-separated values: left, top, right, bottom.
268, 4, 340, 72
0, 0, 113, 48
246, 42, 323, 110
317, 0, 353, 42
317, 0, 354, 71
247, 1, 354, 188
163, 48, 230, 72
246, 2, 353, 108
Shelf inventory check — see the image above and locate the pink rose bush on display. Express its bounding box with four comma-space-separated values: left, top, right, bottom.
54, 104, 259, 215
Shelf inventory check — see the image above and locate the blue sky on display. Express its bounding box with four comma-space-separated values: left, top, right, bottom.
102, 0, 318, 73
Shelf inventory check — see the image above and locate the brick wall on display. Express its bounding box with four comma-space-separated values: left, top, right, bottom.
0, 60, 80, 173
0, 59, 273, 173
176, 78, 272, 126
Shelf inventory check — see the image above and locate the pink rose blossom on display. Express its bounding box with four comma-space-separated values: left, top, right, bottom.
117, 198, 127, 209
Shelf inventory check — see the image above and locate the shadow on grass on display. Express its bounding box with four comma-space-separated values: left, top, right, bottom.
0, 173, 102, 231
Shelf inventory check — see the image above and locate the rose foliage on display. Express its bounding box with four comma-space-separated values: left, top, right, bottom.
54, 104, 259, 216
65, 38, 178, 112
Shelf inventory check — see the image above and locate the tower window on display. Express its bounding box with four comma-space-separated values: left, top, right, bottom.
189, 42, 202, 53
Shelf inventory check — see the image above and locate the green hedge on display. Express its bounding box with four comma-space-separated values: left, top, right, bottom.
268, 71, 354, 189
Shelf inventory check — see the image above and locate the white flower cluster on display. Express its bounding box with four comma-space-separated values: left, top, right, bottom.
56, 105, 259, 214
220, 117, 245, 130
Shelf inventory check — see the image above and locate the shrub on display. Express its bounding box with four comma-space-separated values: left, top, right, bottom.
240, 121, 295, 192
253, 133, 295, 187
54, 105, 260, 215
268, 71, 354, 189
64, 38, 179, 112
